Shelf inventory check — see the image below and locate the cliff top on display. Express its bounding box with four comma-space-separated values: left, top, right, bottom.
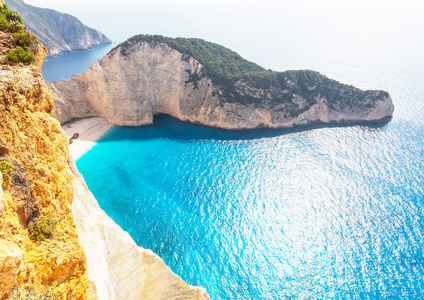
110, 34, 266, 82
109, 34, 390, 111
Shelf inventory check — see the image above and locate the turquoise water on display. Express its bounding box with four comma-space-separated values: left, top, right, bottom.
76, 115, 424, 299
40, 2, 424, 298
69, 28, 424, 300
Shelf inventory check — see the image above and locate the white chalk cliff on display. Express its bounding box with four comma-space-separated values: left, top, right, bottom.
69, 159, 210, 300
48, 37, 394, 129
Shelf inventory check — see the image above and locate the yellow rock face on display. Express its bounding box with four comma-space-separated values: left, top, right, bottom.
0, 48, 89, 298
0, 239, 25, 297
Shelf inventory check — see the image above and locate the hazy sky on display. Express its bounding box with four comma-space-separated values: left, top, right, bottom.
23, 0, 424, 75
24, 0, 424, 42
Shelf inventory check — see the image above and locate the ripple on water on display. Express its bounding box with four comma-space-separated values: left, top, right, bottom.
77, 116, 424, 299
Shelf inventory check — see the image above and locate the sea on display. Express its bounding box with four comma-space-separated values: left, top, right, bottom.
40, 1, 424, 298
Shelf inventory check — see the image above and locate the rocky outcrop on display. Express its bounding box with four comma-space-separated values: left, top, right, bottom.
69, 159, 210, 300
0, 54, 90, 297
49, 38, 394, 129
5, 0, 111, 57
0, 239, 25, 298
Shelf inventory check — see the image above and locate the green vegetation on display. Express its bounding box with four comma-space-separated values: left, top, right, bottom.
112, 34, 265, 83
1, 4, 38, 64
6, 46, 35, 64
13, 31, 38, 48
0, 160, 14, 189
111, 35, 330, 92
111, 35, 384, 115
0, 4, 23, 33
48, 132, 60, 142
28, 215, 54, 241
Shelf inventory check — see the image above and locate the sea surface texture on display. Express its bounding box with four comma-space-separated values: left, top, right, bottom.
43, 2, 424, 298
76, 112, 424, 299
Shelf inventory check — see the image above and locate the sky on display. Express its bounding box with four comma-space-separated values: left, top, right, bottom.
24, 0, 424, 42
23, 0, 424, 75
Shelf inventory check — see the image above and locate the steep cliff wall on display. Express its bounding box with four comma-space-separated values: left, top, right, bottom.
49, 37, 394, 129
0, 46, 90, 298
5, 0, 111, 57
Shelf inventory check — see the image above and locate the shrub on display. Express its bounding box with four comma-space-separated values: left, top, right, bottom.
1, 4, 38, 65
0, 160, 14, 189
28, 216, 54, 241
6, 46, 35, 64
13, 31, 38, 49
0, 4, 24, 33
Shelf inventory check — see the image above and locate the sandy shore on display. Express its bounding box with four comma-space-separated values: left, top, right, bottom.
62, 117, 114, 161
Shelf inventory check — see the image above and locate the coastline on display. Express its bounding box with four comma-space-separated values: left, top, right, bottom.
62, 117, 114, 161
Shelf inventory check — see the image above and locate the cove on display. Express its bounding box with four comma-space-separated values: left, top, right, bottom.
76, 115, 424, 299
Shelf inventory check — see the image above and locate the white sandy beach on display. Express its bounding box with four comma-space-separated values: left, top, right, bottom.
62, 117, 114, 161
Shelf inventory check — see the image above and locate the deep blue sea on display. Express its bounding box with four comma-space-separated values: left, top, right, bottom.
42, 43, 115, 82
42, 3, 424, 298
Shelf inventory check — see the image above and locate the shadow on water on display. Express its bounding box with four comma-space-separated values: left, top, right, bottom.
97, 114, 391, 143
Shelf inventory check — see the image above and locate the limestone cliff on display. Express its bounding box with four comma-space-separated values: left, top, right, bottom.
49, 35, 394, 129
5, 0, 111, 57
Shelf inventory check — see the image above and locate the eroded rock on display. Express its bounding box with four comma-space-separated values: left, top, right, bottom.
0, 239, 25, 298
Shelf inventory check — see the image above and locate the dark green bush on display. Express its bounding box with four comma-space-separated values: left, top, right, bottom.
28, 216, 54, 241
6, 46, 35, 64
0, 160, 14, 189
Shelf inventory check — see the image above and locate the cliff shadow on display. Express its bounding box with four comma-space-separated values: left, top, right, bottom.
95, 114, 391, 144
